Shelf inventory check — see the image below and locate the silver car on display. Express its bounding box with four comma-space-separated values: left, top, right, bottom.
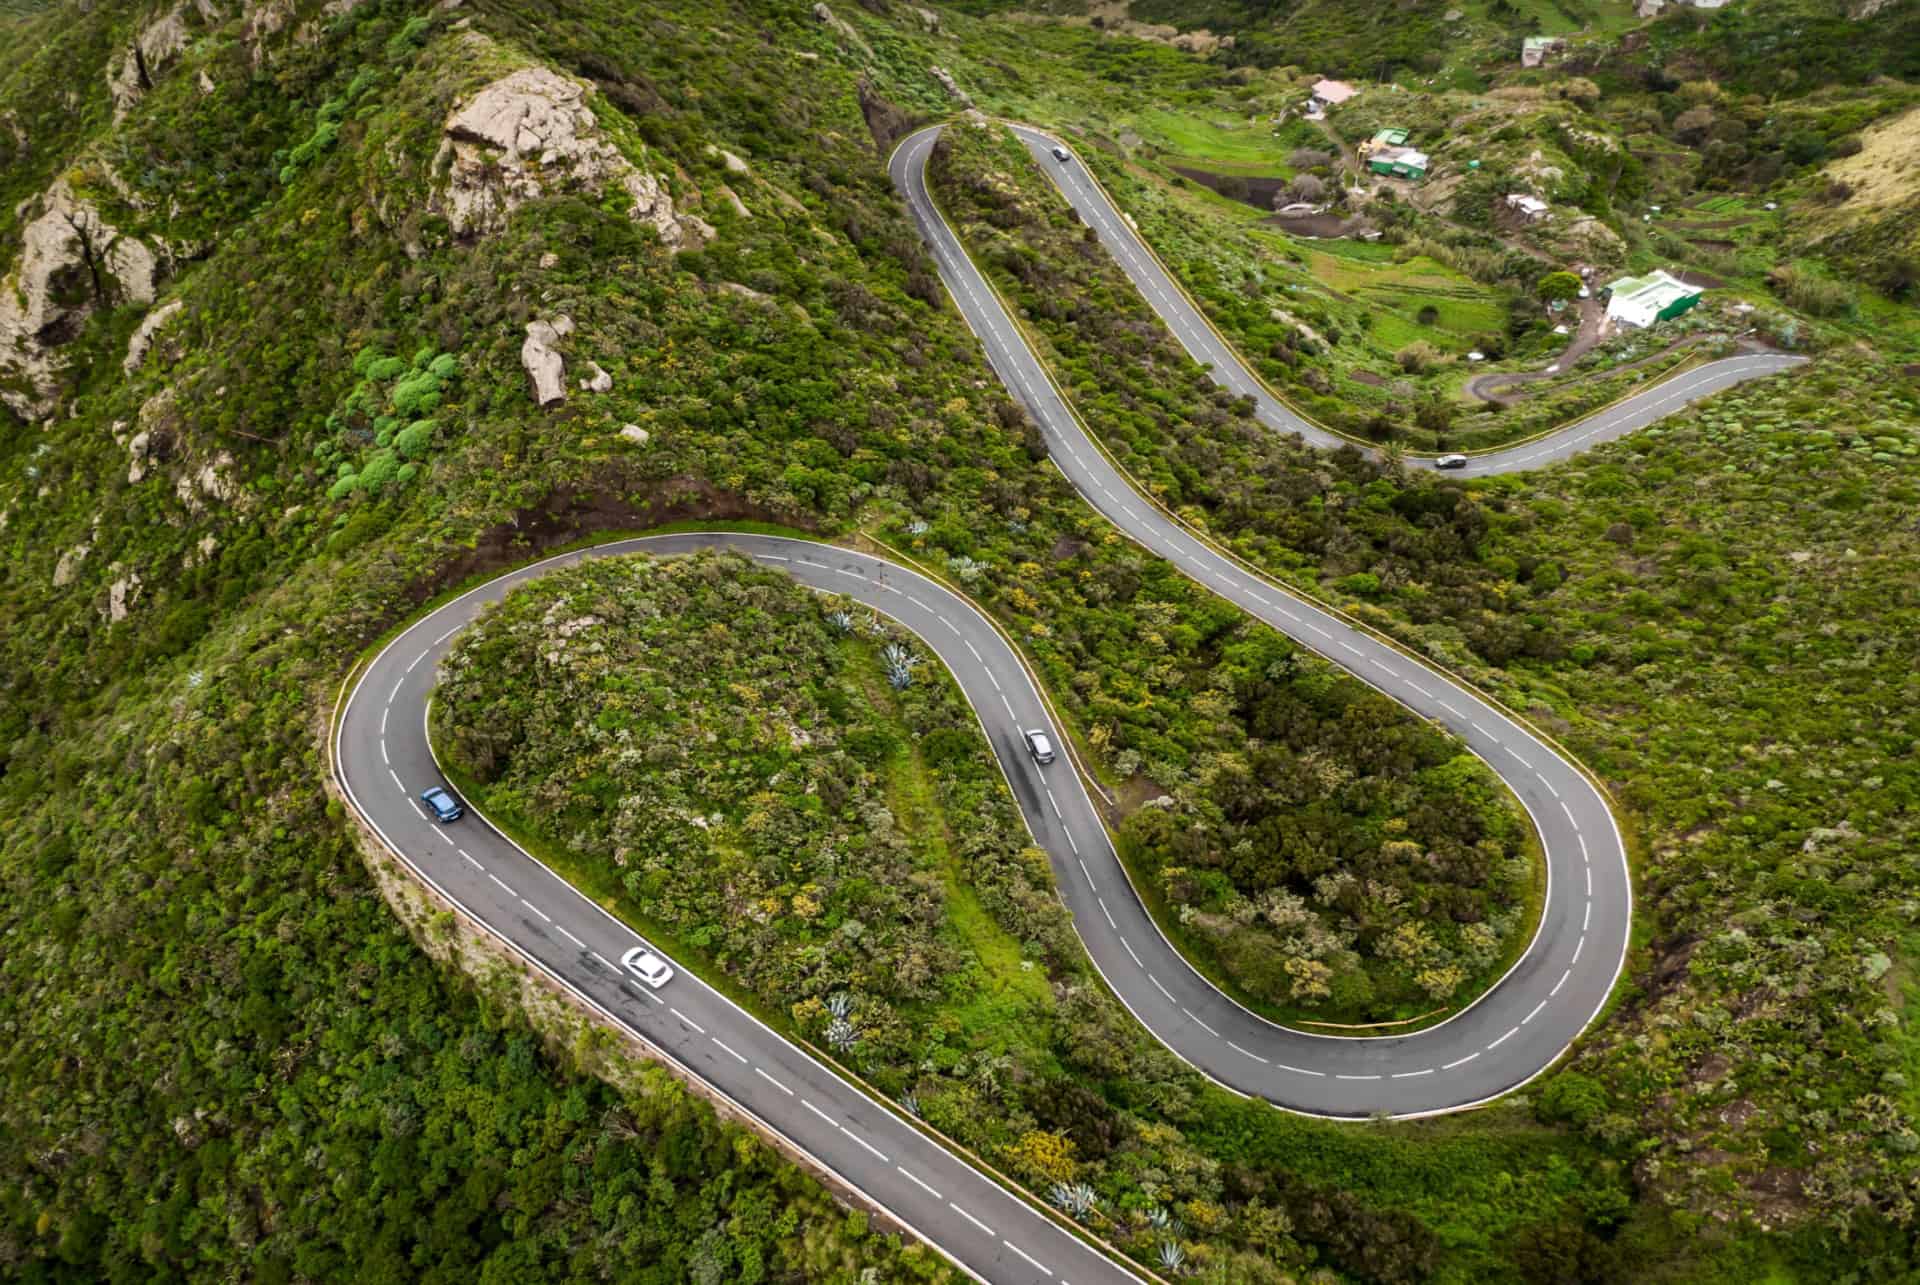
1024, 729, 1057, 765
1435, 454, 1469, 470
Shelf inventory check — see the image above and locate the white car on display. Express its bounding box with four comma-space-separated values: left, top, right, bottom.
1435, 454, 1469, 470
620, 946, 674, 989
1023, 728, 1057, 765
1051, 145, 1071, 163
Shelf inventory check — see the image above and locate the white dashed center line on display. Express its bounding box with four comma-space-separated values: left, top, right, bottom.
950, 1203, 993, 1237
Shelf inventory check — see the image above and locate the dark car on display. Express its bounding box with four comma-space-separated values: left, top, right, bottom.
420, 786, 463, 823
1051, 145, 1071, 163
1434, 454, 1470, 470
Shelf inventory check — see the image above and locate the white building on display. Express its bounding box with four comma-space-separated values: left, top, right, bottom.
1603, 269, 1704, 328
1310, 78, 1358, 110
1505, 193, 1550, 221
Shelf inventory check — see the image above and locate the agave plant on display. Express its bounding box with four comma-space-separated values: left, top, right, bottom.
899, 1092, 922, 1119
881, 642, 920, 690
1048, 1181, 1097, 1217
825, 992, 854, 1020
1157, 1240, 1186, 1272
825, 1017, 858, 1053
1144, 1206, 1172, 1231
826, 609, 854, 634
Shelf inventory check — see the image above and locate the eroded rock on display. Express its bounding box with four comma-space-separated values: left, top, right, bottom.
812, 3, 872, 57
619, 424, 650, 446
578, 361, 612, 393
54, 541, 90, 588
1, 181, 160, 422
107, 566, 143, 623
432, 63, 710, 249
522, 315, 573, 406
929, 66, 970, 105
124, 298, 185, 374
107, 5, 193, 122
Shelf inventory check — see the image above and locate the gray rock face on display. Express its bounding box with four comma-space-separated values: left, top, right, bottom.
124, 298, 185, 374
107, 567, 143, 622
522, 315, 574, 407
619, 424, 650, 446
578, 361, 613, 393
929, 65, 970, 105
432, 64, 710, 249
0, 181, 159, 422
107, 5, 193, 122
811, 3, 871, 56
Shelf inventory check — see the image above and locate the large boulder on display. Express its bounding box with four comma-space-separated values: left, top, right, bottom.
431, 65, 711, 248
0, 181, 159, 422
522, 315, 573, 407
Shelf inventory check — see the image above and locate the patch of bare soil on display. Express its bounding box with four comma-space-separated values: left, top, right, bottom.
1348, 369, 1388, 387
1266, 211, 1359, 238
406, 476, 808, 604
1112, 772, 1173, 821
1173, 165, 1287, 212
1674, 268, 1728, 289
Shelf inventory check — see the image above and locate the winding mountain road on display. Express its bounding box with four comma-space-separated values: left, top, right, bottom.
330, 120, 1809, 1284
999, 123, 1805, 472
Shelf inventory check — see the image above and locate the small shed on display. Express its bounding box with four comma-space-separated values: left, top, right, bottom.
1521, 36, 1567, 67
1505, 193, 1550, 220
1367, 146, 1429, 179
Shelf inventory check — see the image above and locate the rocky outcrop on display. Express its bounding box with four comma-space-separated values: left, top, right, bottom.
241, 0, 296, 66
107, 567, 143, 623
124, 298, 185, 374
929, 66, 970, 106
1, 181, 160, 422
578, 361, 612, 393
619, 424, 650, 446
175, 451, 237, 512
53, 541, 90, 588
522, 315, 572, 407
1561, 214, 1626, 263
431, 64, 711, 248
106, 5, 193, 122
812, 3, 872, 57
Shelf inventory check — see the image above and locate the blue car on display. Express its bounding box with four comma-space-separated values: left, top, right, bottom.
420, 786, 463, 823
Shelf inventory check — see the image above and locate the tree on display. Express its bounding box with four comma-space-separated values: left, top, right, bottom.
1536, 270, 1582, 304
1281, 174, 1326, 206
1672, 105, 1715, 145
1414, 396, 1454, 435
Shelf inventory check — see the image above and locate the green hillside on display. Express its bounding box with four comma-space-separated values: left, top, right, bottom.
2, 0, 1918, 1281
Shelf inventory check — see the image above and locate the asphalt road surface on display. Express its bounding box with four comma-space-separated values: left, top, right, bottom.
999, 122, 1806, 472
331, 121, 1812, 1285
890, 123, 1631, 1116
337, 534, 1142, 1285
